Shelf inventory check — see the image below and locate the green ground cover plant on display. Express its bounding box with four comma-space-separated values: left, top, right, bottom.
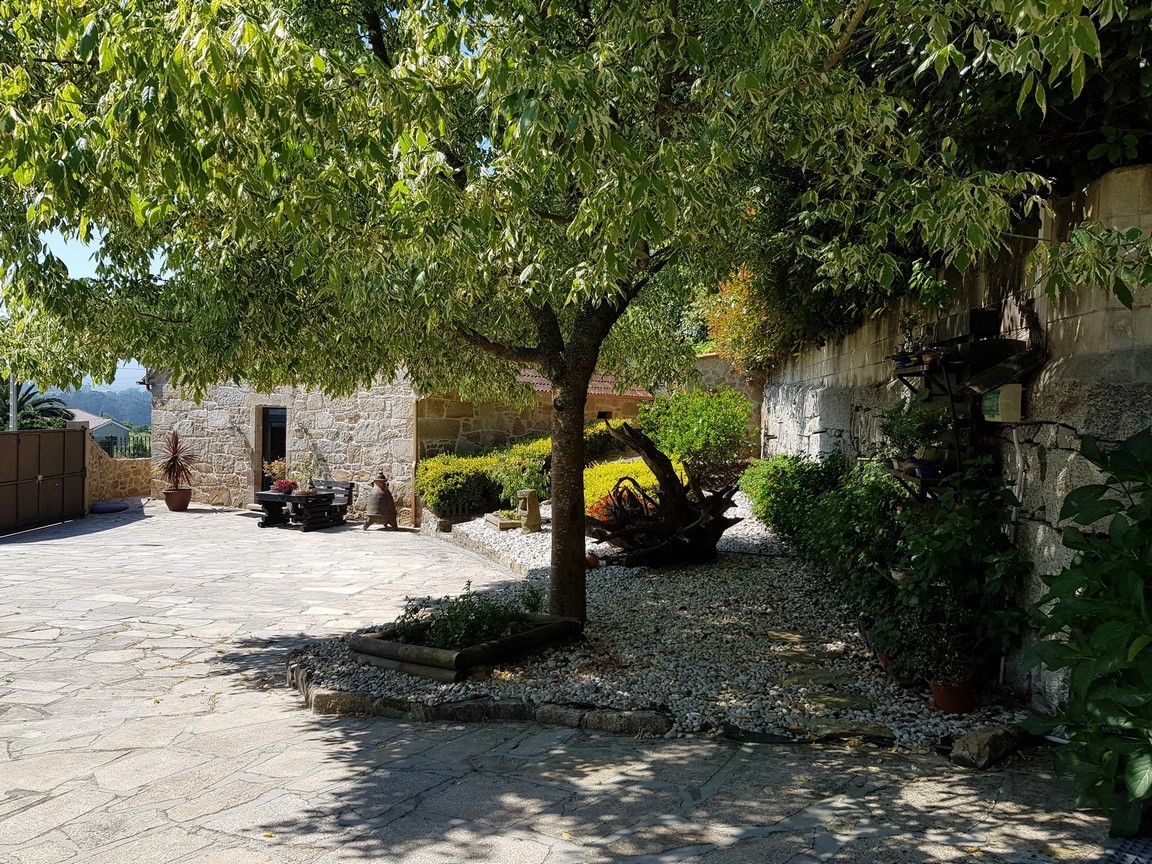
391, 583, 545, 651
1024, 429, 1152, 837
741, 455, 1026, 687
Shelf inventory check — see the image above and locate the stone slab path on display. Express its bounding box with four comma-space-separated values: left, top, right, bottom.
0, 502, 1107, 862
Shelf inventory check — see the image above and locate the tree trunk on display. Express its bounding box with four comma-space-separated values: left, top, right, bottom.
548, 377, 590, 621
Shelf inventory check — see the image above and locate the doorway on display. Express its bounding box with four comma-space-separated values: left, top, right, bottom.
258, 407, 287, 491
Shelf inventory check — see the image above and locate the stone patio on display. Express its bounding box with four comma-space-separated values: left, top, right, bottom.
0, 502, 1109, 862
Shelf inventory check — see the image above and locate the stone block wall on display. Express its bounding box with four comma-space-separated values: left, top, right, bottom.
86, 436, 151, 505
760, 164, 1152, 708
416, 392, 643, 458
151, 377, 418, 521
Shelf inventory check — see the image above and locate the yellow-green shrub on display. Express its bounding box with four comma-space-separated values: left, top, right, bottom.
583, 458, 685, 511
417, 422, 632, 513
414, 453, 500, 513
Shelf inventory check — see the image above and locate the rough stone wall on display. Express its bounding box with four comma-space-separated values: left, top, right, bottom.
86, 436, 150, 505
761, 164, 1152, 709
150, 377, 418, 522
416, 393, 643, 458
693, 354, 766, 455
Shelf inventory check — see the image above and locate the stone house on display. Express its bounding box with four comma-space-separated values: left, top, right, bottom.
148, 371, 651, 524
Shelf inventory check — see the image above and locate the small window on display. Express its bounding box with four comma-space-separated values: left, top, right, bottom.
596, 410, 613, 420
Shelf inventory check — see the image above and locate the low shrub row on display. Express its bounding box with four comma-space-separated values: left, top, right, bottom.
414, 421, 630, 514
740, 452, 1026, 689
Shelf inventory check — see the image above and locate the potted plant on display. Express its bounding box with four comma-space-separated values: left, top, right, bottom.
885, 467, 1029, 711
879, 397, 952, 473
291, 451, 328, 495
889, 313, 923, 368
154, 431, 200, 512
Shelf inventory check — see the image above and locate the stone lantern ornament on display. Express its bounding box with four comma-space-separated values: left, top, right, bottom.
362, 473, 398, 530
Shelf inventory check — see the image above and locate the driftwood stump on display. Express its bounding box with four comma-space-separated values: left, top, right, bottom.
585, 422, 742, 568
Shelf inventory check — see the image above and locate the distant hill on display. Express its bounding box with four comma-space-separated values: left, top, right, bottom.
47, 385, 152, 427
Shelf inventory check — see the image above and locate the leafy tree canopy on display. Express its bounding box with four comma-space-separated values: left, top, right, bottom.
1, 0, 1146, 616
1, 0, 1145, 393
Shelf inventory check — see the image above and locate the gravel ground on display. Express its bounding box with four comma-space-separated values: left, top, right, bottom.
291, 494, 1027, 746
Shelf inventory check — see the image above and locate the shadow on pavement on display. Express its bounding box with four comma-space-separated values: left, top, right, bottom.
0, 500, 151, 545
210, 630, 1108, 863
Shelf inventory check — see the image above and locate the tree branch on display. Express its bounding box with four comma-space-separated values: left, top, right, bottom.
822, 0, 872, 73
572, 246, 676, 356
29, 56, 96, 67
362, 6, 391, 68
454, 326, 545, 365
531, 208, 575, 225
132, 306, 192, 325
526, 299, 564, 355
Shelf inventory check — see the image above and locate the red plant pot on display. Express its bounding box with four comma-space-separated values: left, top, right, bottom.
163, 488, 193, 512
928, 672, 976, 714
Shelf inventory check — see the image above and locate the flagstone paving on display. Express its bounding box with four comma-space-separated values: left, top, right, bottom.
0, 501, 1108, 862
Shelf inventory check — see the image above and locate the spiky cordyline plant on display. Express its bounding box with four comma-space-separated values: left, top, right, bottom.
154, 431, 199, 490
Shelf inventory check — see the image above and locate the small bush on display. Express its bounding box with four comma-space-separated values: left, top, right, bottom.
739, 451, 848, 537
489, 449, 551, 506
638, 388, 753, 486
582, 420, 630, 462
414, 453, 500, 513
795, 464, 905, 611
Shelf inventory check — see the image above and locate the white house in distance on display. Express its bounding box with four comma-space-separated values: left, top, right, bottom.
67, 409, 132, 449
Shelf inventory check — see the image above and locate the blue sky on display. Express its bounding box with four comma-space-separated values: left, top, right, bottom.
46, 231, 147, 390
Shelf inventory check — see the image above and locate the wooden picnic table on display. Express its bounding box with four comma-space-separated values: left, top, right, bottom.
254, 490, 345, 532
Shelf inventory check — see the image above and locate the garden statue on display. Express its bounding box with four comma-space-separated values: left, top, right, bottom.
517, 488, 542, 534
363, 473, 398, 530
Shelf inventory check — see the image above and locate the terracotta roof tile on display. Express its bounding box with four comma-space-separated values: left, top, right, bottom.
516, 370, 650, 399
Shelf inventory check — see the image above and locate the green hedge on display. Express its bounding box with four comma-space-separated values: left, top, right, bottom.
413, 453, 500, 513
415, 421, 630, 514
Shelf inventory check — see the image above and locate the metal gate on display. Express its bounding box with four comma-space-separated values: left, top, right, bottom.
0, 429, 87, 536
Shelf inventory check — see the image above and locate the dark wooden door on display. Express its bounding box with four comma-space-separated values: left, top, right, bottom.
0, 429, 87, 535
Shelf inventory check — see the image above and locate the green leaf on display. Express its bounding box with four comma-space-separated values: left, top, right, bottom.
1072, 16, 1102, 59
1087, 142, 1110, 161
1111, 791, 1146, 837
78, 18, 100, 60
1079, 436, 1108, 468
1059, 484, 1109, 523
1016, 73, 1034, 114
1112, 275, 1134, 309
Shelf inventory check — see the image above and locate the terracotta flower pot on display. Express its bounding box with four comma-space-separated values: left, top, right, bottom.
928, 671, 976, 714
162, 488, 193, 512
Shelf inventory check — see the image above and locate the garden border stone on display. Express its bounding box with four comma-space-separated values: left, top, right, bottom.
287, 659, 674, 736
